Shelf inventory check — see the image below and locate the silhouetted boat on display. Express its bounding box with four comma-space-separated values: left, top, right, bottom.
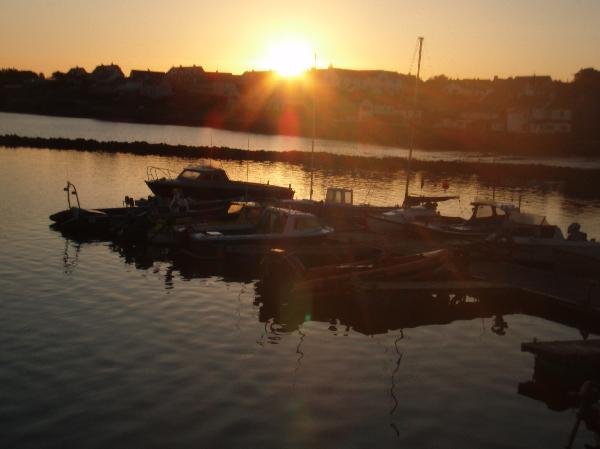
366, 194, 460, 235
366, 37, 463, 236
49, 181, 234, 239
145, 164, 294, 201
261, 247, 450, 295
275, 187, 397, 231
487, 212, 600, 270
403, 198, 519, 240
185, 206, 334, 250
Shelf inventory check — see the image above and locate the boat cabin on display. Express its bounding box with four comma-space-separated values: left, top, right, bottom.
255, 207, 323, 234
468, 199, 518, 224
177, 165, 229, 182
325, 188, 353, 206
189, 206, 332, 243
505, 212, 564, 239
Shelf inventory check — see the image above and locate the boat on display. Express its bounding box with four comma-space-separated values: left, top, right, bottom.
366, 37, 462, 235
49, 181, 235, 239
274, 187, 397, 231
184, 206, 334, 251
147, 201, 263, 245
487, 212, 600, 271
403, 198, 519, 241
260, 247, 450, 296
145, 164, 294, 201
366, 195, 460, 235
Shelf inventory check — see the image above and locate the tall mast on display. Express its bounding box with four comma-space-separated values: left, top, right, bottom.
403, 36, 423, 206
310, 53, 316, 201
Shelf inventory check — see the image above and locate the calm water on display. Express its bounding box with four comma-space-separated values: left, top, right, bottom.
2, 111, 600, 169
1, 145, 599, 448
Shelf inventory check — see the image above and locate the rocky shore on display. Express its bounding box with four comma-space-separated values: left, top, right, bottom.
2, 134, 599, 195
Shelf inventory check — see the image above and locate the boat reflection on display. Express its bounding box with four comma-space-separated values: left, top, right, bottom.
58, 234, 600, 340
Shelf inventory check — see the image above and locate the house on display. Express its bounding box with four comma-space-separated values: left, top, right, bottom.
166, 65, 205, 91
198, 72, 239, 98
444, 79, 494, 100
358, 99, 422, 123
121, 69, 172, 99
436, 111, 504, 132
91, 64, 125, 84
321, 67, 405, 95
64, 67, 89, 85
513, 75, 553, 97
507, 97, 571, 134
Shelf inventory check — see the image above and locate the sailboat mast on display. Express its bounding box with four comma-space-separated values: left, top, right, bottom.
403, 36, 424, 205
310, 53, 316, 200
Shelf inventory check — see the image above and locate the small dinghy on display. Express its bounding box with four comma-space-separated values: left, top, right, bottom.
260, 247, 450, 296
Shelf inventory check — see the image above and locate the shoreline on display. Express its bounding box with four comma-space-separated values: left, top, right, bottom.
2, 108, 599, 158
2, 134, 600, 194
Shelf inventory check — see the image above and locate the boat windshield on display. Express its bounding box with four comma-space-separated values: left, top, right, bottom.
256, 210, 287, 234
178, 170, 200, 180
294, 216, 320, 231
472, 205, 506, 219
178, 169, 229, 181
326, 189, 353, 205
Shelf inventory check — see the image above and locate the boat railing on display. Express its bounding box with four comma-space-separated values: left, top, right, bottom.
64, 181, 81, 209
147, 166, 177, 181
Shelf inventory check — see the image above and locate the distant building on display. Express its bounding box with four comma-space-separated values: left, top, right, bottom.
91, 64, 125, 84
513, 75, 553, 97
320, 68, 405, 95
444, 79, 494, 100
166, 65, 205, 91
507, 97, 571, 134
121, 69, 172, 99
358, 99, 422, 122
436, 111, 504, 132
63, 67, 89, 86
165, 67, 238, 106
239, 70, 277, 92
197, 72, 239, 98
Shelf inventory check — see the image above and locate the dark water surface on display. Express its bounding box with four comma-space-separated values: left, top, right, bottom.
1, 146, 599, 448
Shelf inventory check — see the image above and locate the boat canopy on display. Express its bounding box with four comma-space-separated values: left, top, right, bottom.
508, 212, 549, 226
471, 198, 518, 211
404, 195, 458, 207
177, 165, 229, 181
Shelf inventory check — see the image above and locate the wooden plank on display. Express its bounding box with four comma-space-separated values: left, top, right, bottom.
522, 339, 600, 361
470, 259, 600, 312
360, 280, 511, 292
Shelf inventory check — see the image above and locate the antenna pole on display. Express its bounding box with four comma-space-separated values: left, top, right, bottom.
246, 136, 250, 182
403, 36, 423, 207
310, 53, 316, 201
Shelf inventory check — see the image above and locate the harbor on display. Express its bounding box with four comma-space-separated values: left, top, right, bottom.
2, 116, 600, 448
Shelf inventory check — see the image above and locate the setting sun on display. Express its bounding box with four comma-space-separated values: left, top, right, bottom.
264, 38, 314, 77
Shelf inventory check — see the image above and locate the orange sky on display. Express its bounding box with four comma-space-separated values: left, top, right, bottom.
1, 0, 598, 80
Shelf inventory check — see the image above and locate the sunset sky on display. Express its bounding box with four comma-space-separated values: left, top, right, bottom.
1, 0, 598, 80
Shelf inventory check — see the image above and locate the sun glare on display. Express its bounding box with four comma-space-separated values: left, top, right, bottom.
264, 39, 314, 77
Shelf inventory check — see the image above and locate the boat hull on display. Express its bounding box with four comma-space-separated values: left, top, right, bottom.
261, 248, 450, 297
146, 179, 294, 201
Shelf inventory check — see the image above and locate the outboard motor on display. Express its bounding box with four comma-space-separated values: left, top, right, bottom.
567, 222, 588, 241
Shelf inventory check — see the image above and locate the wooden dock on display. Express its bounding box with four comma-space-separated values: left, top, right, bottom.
360, 280, 510, 293
470, 259, 600, 314
521, 339, 600, 385
522, 339, 600, 362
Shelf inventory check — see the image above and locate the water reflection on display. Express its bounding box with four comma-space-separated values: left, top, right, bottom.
61, 238, 600, 339
62, 239, 81, 275
50, 236, 600, 447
